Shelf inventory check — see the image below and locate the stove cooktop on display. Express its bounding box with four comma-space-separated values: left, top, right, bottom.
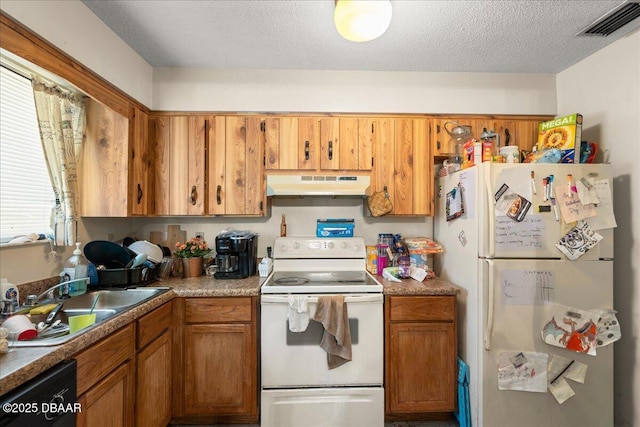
261, 270, 383, 294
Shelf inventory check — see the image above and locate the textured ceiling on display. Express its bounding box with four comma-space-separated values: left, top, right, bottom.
81, 0, 640, 74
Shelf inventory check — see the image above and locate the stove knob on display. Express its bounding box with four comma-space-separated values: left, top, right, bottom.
327, 241, 334, 249
279, 244, 287, 253
340, 241, 348, 249
353, 244, 360, 251
293, 242, 300, 249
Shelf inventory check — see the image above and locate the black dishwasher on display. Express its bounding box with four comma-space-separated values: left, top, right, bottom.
0, 360, 77, 426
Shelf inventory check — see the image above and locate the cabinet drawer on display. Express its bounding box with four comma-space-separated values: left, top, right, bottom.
137, 301, 172, 349
185, 297, 252, 323
387, 296, 455, 322
75, 323, 135, 396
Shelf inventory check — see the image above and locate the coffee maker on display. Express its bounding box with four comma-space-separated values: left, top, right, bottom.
214, 231, 258, 279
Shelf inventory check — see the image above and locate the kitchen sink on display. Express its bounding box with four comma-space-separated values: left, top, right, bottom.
7, 287, 170, 347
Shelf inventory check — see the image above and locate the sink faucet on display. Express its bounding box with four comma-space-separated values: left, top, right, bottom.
27, 278, 91, 306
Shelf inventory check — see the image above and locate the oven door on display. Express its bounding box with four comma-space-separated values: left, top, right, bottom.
260, 294, 383, 388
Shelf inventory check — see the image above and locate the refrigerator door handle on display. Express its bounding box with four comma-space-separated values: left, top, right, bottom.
486, 174, 495, 258
484, 259, 495, 350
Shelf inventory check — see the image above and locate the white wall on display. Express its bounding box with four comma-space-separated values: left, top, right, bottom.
153, 67, 556, 114
0, 0, 153, 106
557, 28, 640, 427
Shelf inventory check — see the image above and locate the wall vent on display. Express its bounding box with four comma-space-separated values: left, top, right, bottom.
577, 1, 640, 36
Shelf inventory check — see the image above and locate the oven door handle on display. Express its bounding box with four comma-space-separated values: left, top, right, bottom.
261, 294, 383, 304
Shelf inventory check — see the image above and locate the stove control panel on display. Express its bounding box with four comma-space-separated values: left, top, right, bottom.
274, 236, 365, 259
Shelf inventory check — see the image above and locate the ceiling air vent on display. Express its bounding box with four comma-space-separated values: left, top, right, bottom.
577, 1, 640, 36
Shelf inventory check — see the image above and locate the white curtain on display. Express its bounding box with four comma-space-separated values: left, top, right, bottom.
31, 76, 86, 246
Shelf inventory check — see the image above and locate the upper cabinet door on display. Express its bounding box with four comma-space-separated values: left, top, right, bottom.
207, 116, 227, 216
208, 116, 267, 216
130, 106, 149, 216
150, 115, 206, 215
370, 118, 432, 216
358, 118, 375, 171
320, 118, 340, 170
298, 117, 319, 170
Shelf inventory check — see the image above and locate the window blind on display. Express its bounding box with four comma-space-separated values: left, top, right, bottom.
0, 65, 54, 240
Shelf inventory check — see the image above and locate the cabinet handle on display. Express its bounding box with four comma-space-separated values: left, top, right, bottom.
437, 140, 441, 150
504, 128, 511, 146
190, 186, 197, 205
216, 185, 222, 205
137, 184, 143, 204
328, 141, 333, 160
304, 141, 310, 160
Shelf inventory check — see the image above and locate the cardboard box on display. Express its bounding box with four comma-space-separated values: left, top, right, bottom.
537, 113, 583, 163
316, 219, 354, 238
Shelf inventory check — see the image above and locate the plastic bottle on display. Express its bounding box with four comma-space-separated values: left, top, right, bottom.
0, 278, 19, 308
62, 243, 89, 296
398, 253, 411, 279
280, 214, 287, 237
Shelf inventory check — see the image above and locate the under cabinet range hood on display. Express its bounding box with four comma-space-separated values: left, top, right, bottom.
266, 174, 370, 197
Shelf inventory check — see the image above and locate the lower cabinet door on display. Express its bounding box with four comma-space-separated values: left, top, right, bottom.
77, 361, 135, 427
387, 322, 456, 413
183, 323, 257, 416
136, 330, 172, 427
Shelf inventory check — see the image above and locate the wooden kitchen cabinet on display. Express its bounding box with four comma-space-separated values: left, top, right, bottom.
81, 99, 128, 217
149, 114, 206, 215
129, 106, 151, 216
385, 295, 457, 420
431, 116, 551, 163
431, 117, 475, 159
371, 118, 432, 215
266, 116, 372, 171
207, 116, 267, 216
74, 324, 135, 426
135, 302, 172, 427
172, 297, 259, 424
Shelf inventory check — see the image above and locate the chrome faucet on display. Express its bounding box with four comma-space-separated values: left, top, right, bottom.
26, 278, 90, 306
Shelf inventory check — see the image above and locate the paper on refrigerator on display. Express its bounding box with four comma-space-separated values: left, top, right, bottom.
497, 351, 548, 392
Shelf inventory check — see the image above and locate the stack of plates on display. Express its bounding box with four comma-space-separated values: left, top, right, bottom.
128, 240, 164, 264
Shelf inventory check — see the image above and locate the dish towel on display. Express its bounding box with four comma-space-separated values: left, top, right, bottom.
313, 295, 352, 369
288, 295, 309, 332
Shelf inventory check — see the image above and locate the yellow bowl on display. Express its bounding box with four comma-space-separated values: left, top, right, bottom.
68, 314, 96, 334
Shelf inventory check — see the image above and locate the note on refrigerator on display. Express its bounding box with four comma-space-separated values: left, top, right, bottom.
554, 186, 596, 223
501, 269, 554, 305
541, 303, 598, 356
498, 351, 548, 393
495, 215, 545, 251
584, 179, 617, 230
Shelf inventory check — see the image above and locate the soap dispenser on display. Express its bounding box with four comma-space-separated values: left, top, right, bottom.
62, 243, 89, 296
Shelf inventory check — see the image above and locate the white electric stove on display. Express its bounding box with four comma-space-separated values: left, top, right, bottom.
260, 236, 384, 427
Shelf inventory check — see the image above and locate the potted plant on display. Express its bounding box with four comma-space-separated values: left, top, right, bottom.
174, 237, 211, 278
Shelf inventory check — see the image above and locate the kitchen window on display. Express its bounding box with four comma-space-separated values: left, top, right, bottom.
0, 64, 54, 243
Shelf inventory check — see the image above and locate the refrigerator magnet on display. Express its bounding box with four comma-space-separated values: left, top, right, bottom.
494, 183, 532, 222
446, 184, 464, 221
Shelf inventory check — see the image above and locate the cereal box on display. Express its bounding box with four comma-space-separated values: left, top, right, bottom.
537, 114, 583, 163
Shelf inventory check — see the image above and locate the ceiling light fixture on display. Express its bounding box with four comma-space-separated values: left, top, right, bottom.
334, 0, 393, 42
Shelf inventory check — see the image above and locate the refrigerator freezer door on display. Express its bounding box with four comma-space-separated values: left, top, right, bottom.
479, 258, 613, 427
480, 163, 614, 260
435, 167, 482, 363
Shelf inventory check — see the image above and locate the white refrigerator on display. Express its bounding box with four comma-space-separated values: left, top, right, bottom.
434, 163, 615, 427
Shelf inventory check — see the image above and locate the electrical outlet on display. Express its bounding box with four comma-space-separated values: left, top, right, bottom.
195, 231, 205, 241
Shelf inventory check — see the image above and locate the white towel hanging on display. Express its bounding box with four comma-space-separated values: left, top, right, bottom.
287, 295, 309, 332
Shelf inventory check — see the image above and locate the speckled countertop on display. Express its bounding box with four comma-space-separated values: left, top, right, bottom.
0, 273, 458, 396
380, 276, 460, 296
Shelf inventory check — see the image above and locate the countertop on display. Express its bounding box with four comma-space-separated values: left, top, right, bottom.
0, 274, 459, 396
